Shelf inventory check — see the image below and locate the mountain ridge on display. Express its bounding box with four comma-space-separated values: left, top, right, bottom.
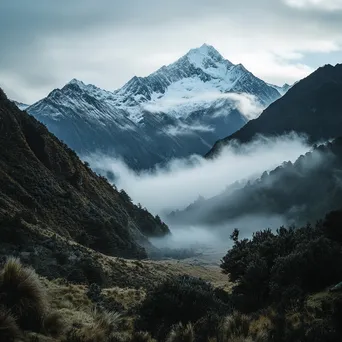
26, 44, 283, 170
206, 63, 342, 158
0, 87, 169, 265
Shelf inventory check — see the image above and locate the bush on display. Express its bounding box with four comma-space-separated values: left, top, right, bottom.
135, 275, 231, 340
270, 237, 342, 297
0, 257, 48, 331
221, 223, 342, 312
0, 307, 21, 341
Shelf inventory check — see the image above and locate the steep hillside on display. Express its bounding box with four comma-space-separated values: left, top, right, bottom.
169, 138, 342, 227
27, 44, 282, 170
0, 88, 169, 264
207, 63, 342, 158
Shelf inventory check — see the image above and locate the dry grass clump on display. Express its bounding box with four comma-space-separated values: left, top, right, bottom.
130, 331, 156, 342
0, 307, 22, 341
64, 308, 124, 342
217, 312, 251, 342
102, 287, 146, 310
166, 323, 194, 342
42, 311, 66, 337
0, 257, 48, 331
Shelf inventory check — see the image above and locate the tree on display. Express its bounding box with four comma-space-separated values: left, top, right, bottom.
230, 229, 239, 243
119, 189, 132, 203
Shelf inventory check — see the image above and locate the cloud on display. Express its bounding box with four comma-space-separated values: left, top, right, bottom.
86, 134, 312, 260
284, 0, 342, 10
143, 92, 263, 120
163, 122, 214, 136
87, 133, 310, 216
0, 0, 341, 103
215, 93, 264, 120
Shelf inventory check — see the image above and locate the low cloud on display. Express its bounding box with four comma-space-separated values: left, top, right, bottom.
86, 133, 314, 261
87, 133, 310, 216
163, 122, 214, 136
213, 93, 264, 120
142, 92, 264, 120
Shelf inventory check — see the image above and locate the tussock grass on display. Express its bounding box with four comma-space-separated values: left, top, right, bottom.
0, 307, 21, 342
130, 331, 156, 342
218, 312, 250, 341
64, 308, 123, 342
0, 257, 48, 331
166, 323, 194, 342
42, 311, 66, 337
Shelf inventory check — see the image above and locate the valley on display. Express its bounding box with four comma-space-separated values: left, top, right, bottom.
1, 22, 342, 341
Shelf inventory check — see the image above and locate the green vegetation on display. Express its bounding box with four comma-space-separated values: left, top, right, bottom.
135, 275, 231, 340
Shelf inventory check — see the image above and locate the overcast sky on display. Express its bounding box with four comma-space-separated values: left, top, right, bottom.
0, 0, 341, 104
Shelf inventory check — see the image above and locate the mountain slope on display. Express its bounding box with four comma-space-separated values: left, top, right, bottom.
207, 63, 342, 158
0, 87, 169, 262
27, 44, 281, 169
12, 100, 29, 110
169, 138, 342, 227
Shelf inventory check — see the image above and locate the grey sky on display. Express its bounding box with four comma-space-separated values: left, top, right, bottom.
0, 0, 341, 103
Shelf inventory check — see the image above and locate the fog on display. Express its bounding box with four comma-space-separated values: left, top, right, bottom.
142, 92, 264, 120
164, 122, 215, 136
86, 133, 312, 261
88, 133, 310, 215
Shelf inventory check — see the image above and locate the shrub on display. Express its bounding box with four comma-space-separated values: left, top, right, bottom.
270, 237, 342, 297
221, 222, 342, 312
0, 257, 48, 331
135, 275, 231, 340
0, 307, 21, 341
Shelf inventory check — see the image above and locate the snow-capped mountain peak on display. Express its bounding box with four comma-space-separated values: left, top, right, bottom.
184, 44, 234, 81
186, 43, 228, 65
68, 78, 85, 86
26, 44, 284, 169
113, 44, 281, 116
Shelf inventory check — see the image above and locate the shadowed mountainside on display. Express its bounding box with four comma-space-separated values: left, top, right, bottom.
170, 138, 342, 227
207, 63, 342, 158
0, 88, 169, 263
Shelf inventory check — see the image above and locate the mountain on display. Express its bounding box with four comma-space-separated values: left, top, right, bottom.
26, 44, 282, 169
207, 63, 342, 158
0, 87, 169, 268
12, 100, 29, 110
169, 137, 342, 227
267, 82, 291, 96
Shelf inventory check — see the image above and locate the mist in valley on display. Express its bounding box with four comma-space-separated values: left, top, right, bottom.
86, 133, 313, 262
